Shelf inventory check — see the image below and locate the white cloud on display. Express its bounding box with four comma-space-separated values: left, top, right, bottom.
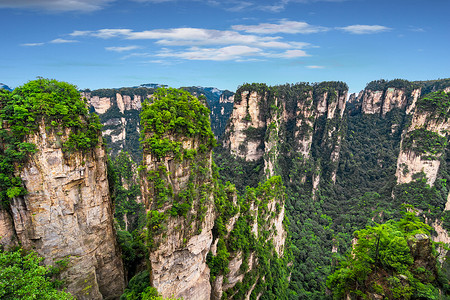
67, 23, 320, 62
232, 19, 327, 34
338, 25, 391, 34
156, 45, 262, 61
0, 0, 114, 12
409, 26, 425, 33
306, 65, 325, 69
70, 30, 93, 37
70, 27, 310, 49
106, 45, 142, 52
50, 38, 78, 43
21, 42, 44, 46
279, 49, 309, 58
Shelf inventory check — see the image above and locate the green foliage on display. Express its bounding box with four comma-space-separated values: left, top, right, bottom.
415, 78, 450, 95
116, 230, 148, 280
120, 270, 152, 300
108, 152, 145, 232
146, 210, 167, 250
4, 78, 102, 150
0, 79, 102, 207
140, 87, 216, 158
208, 176, 291, 299
327, 213, 445, 299
0, 248, 74, 299
402, 128, 447, 159
365, 79, 420, 91
234, 83, 270, 105
393, 173, 449, 224
416, 91, 450, 121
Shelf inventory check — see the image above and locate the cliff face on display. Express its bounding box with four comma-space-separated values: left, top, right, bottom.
209, 177, 289, 300
221, 82, 348, 190
0, 80, 125, 300
84, 86, 234, 163
140, 88, 217, 299
139, 88, 290, 299
141, 137, 215, 299
83, 88, 151, 163
350, 80, 422, 116
14, 124, 124, 299
395, 91, 450, 186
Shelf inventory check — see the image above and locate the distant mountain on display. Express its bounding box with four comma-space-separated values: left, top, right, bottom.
0, 83, 12, 91
138, 83, 168, 89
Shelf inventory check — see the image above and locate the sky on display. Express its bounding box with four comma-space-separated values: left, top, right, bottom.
0, 0, 449, 93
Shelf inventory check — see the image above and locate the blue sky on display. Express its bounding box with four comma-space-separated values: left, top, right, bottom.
1, 0, 449, 93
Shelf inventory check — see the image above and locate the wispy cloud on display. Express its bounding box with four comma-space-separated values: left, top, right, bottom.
337, 25, 391, 34
50, 38, 78, 43
106, 45, 142, 52
409, 26, 425, 33
21, 42, 44, 47
69, 27, 311, 49
232, 19, 327, 34
65, 19, 390, 63
0, 0, 114, 12
306, 65, 325, 69
156, 45, 262, 61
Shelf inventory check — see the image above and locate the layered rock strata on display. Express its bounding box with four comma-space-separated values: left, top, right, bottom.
1, 122, 125, 299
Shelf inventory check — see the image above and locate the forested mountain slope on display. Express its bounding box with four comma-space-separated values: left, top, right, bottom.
215, 79, 450, 298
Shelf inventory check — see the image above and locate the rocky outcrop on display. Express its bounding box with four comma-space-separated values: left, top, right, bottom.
356, 85, 421, 116
139, 89, 217, 299
396, 91, 450, 186
84, 86, 234, 161
83, 88, 152, 163
224, 89, 268, 161
82, 92, 111, 114
222, 82, 348, 189
141, 137, 215, 300
210, 176, 288, 300
3, 122, 125, 299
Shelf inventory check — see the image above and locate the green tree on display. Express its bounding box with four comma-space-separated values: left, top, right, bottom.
327, 213, 446, 299
0, 248, 74, 299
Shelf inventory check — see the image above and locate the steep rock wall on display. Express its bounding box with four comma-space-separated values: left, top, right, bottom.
395, 91, 450, 186
139, 88, 217, 299
83, 88, 151, 163
358, 86, 421, 116
221, 82, 348, 190
223, 89, 268, 161
84, 86, 234, 162
209, 177, 288, 300
12, 125, 125, 299
0, 79, 125, 300
141, 138, 215, 300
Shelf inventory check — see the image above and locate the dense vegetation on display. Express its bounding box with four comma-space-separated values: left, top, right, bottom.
180, 86, 235, 138
215, 79, 450, 299
0, 247, 73, 299
140, 88, 216, 159
328, 213, 447, 299
208, 176, 292, 299
0, 78, 102, 207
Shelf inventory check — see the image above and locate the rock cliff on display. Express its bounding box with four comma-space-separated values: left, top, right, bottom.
84, 86, 234, 163
395, 91, 450, 186
139, 88, 290, 299
0, 79, 125, 299
82, 88, 152, 163
140, 88, 217, 299
350, 79, 421, 116
209, 177, 289, 300
220, 82, 348, 191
